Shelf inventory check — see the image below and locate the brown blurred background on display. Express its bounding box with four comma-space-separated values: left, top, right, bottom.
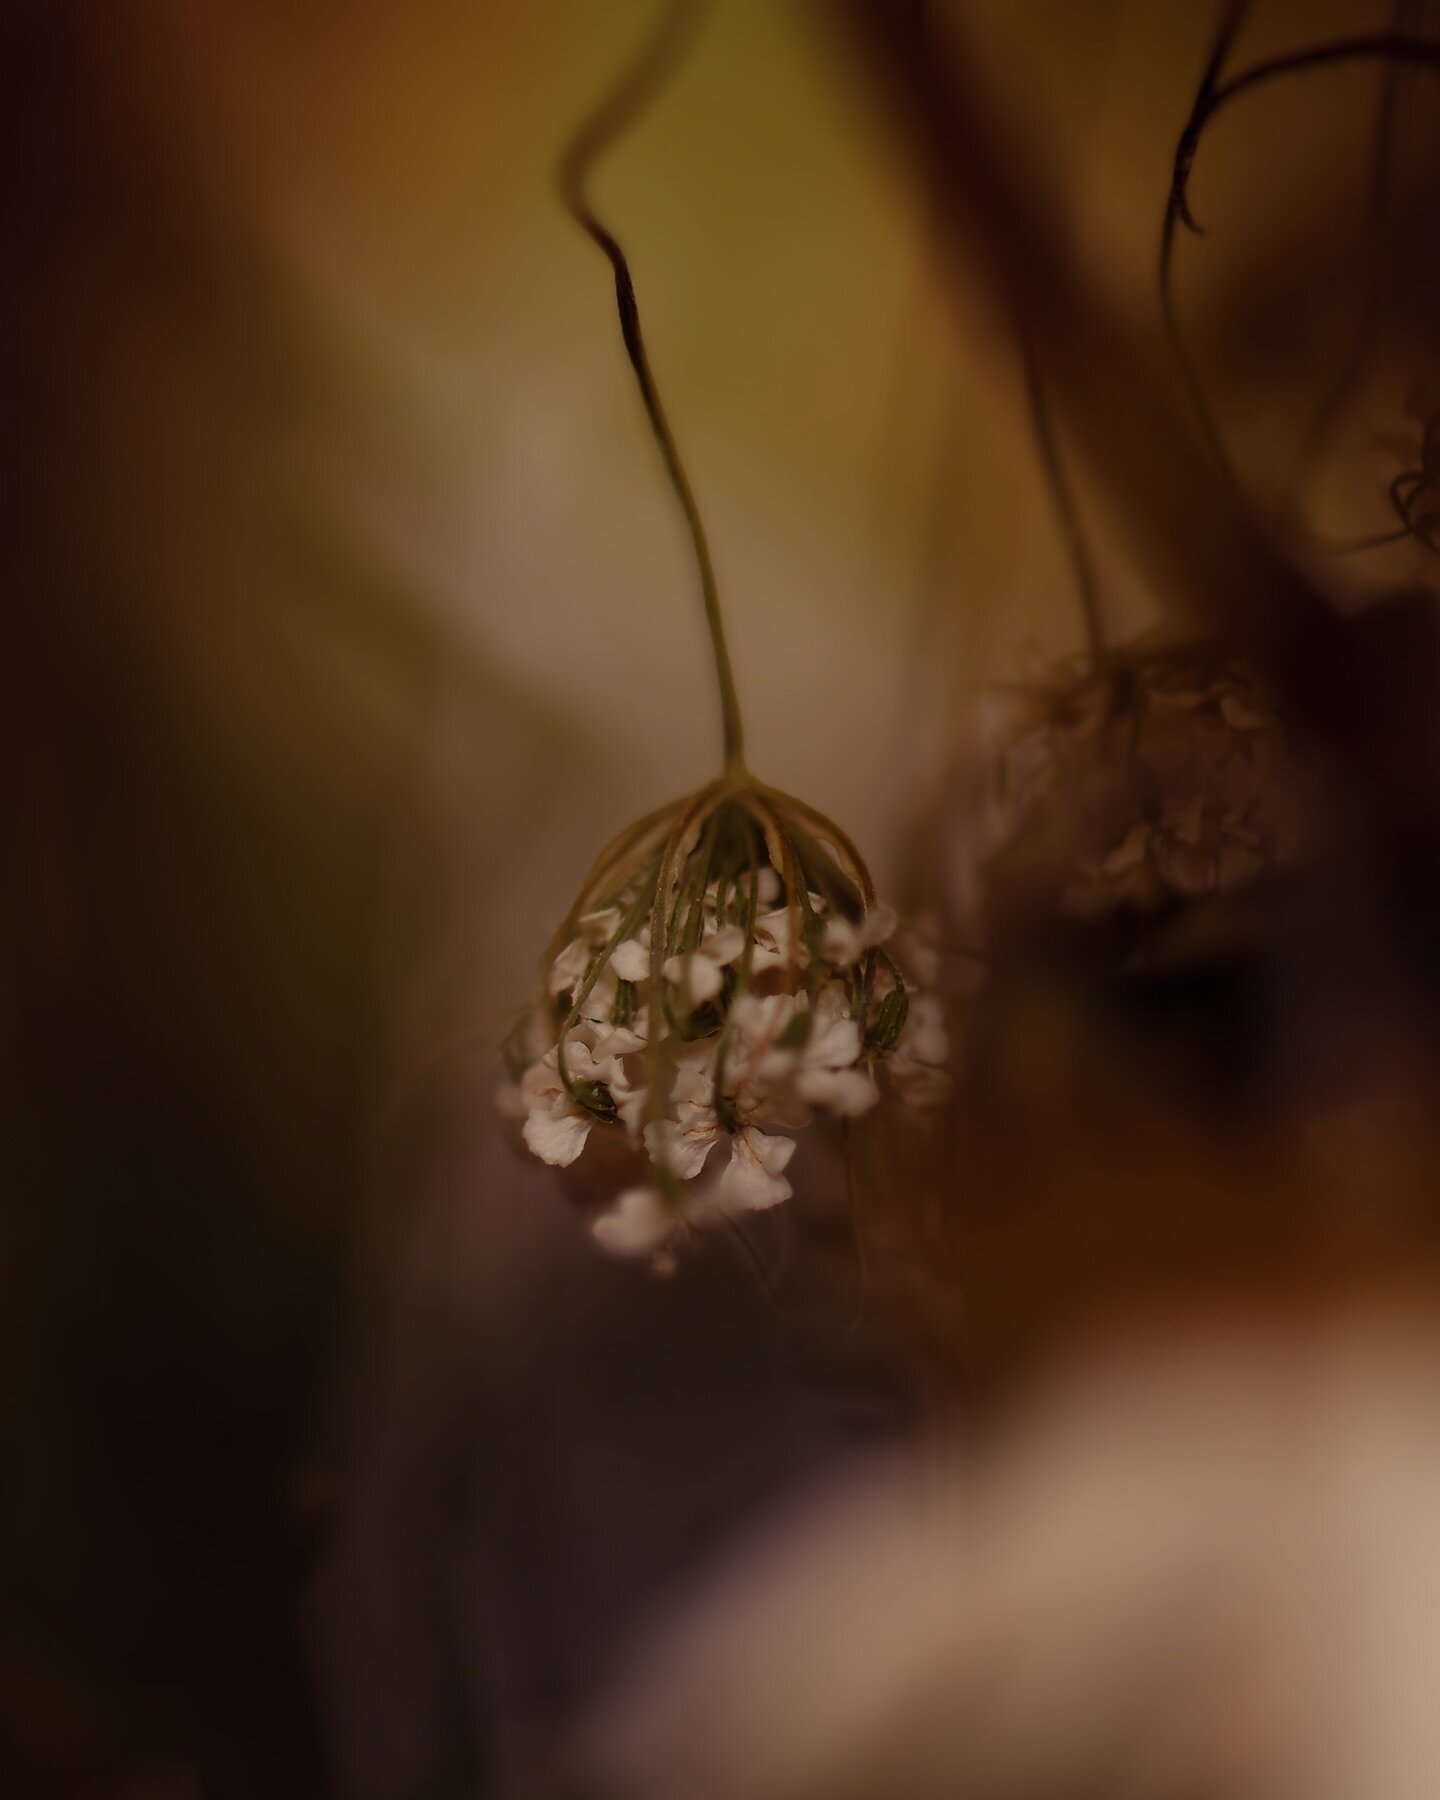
6, 2, 1440, 1796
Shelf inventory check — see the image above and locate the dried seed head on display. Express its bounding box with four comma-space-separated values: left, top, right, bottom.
943, 634, 1310, 945
498, 779, 948, 1269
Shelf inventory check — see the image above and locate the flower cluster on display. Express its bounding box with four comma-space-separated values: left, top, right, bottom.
499, 780, 949, 1268
964, 634, 1306, 928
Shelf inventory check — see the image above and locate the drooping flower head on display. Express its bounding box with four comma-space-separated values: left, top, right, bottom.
499, 776, 948, 1267
499, 4, 948, 1267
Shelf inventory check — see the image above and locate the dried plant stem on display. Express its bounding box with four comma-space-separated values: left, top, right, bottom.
1295, 0, 1416, 475
1159, 0, 1254, 470
1196, 32, 1440, 135
1162, 16, 1440, 474
558, 0, 747, 777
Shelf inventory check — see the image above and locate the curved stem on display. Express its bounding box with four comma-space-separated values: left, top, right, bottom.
1328, 524, 1415, 554
1166, 26, 1440, 245
760, 784, 877, 906
544, 791, 685, 967
1158, 0, 1254, 472
1165, 28, 1440, 270
642, 781, 723, 1138
739, 790, 808, 992
1294, 0, 1414, 476
1165, 0, 1255, 237
1160, 17, 1440, 483
1203, 32, 1440, 127
558, 0, 748, 776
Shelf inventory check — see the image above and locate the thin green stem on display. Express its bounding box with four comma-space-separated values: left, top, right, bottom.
759, 784, 877, 905
709, 810, 763, 1120
556, 874, 657, 1103
558, 0, 748, 776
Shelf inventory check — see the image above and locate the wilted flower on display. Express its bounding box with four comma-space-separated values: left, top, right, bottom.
952, 633, 1307, 938
499, 776, 948, 1269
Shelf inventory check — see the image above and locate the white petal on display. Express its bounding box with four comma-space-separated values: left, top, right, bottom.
589, 1024, 646, 1061
610, 937, 650, 983
796, 1066, 878, 1116
749, 1127, 796, 1177
805, 1014, 861, 1071
754, 1045, 802, 1085
616, 1083, 649, 1138
714, 1129, 796, 1213
584, 969, 644, 1040
747, 1085, 813, 1132
820, 918, 862, 968
494, 1081, 528, 1121
664, 951, 724, 1005
521, 1055, 563, 1103
864, 904, 899, 948
730, 992, 796, 1043
688, 957, 725, 1002
824, 905, 900, 966
753, 909, 801, 964
564, 1039, 618, 1085
902, 937, 941, 988
670, 1061, 716, 1106
903, 996, 949, 1066
646, 1113, 717, 1182
523, 1103, 591, 1167
704, 924, 746, 966
578, 905, 622, 942
548, 939, 590, 994
815, 981, 849, 1022
592, 1187, 677, 1258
